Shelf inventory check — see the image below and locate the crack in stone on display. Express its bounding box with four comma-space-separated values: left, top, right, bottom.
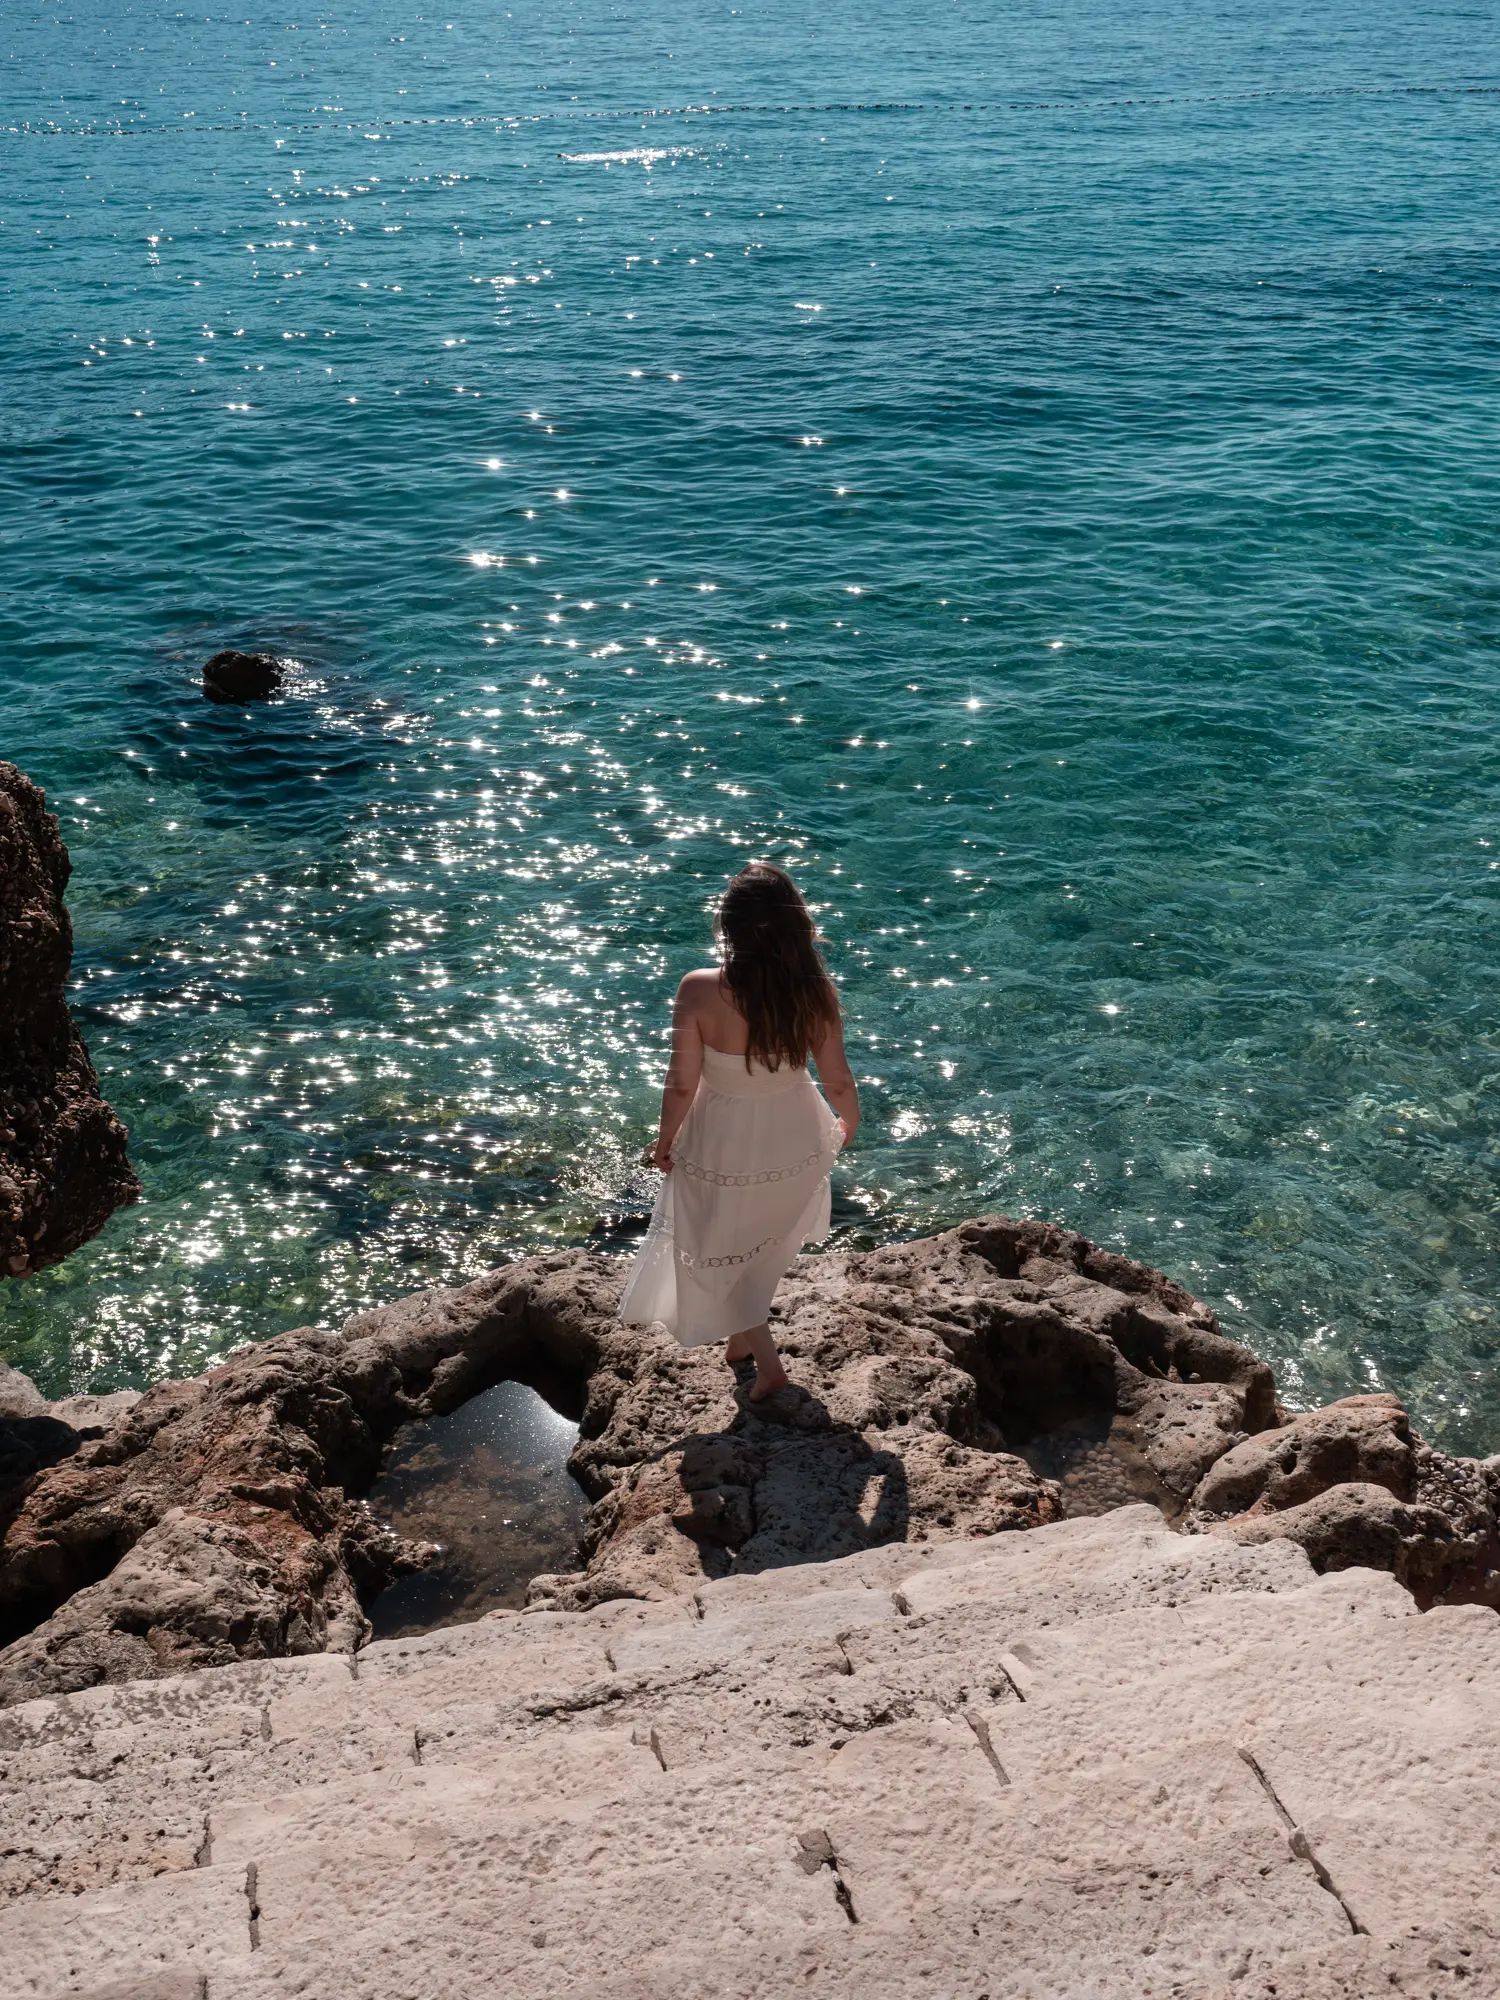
795, 1828, 859, 1923
994, 1657, 1028, 1703
1238, 1746, 1367, 1936
244, 1859, 261, 1951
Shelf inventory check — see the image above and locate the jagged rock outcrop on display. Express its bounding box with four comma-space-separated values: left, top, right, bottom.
0, 761, 139, 1277
1, 1216, 1496, 1709
1188, 1393, 1500, 1605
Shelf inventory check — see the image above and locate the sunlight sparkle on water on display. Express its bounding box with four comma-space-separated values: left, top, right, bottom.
3, 0, 1499, 1463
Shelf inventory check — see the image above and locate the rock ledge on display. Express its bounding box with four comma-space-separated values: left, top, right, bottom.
2, 1216, 1496, 1708
0, 1507, 1495, 1997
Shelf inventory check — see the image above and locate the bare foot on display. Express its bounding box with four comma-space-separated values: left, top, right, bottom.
724, 1332, 753, 1364
748, 1366, 790, 1403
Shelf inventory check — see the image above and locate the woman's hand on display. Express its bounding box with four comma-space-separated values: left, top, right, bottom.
839, 1115, 858, 1150
644, 1136, 674, 1173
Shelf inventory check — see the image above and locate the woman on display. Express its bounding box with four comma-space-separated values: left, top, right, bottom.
619, 862, 860, 1401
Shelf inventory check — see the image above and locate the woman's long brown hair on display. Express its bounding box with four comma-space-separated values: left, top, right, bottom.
716, 862, 840, 1071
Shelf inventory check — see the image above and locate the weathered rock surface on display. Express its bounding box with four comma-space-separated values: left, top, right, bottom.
2, 1215, 1496, 1709
1188, 1392, 1500, 1606
202, 650, 284, 702
0, 1507, 1494, 1997
0, 764, 139, 1279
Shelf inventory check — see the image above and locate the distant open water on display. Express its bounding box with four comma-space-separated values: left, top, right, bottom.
3, 0, 1499, 1452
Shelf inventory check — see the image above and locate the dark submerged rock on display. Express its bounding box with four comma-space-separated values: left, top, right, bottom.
202, 648, 284, 702
0, 763, 140, 1279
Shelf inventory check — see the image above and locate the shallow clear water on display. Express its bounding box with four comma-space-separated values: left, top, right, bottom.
363, 1379, 589, 1636
3, 0, 1499, 1452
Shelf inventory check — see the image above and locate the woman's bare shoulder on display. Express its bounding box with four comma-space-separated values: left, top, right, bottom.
674, 967, 723, 1011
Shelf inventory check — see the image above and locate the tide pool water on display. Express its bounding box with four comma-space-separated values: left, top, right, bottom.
3, 0, 1499, 1454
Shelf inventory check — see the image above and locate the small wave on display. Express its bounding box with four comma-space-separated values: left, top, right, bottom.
559, 145, 695, 165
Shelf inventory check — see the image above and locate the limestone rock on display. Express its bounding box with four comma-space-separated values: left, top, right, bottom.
202, 649, 284, 701
0, 764, 140, 1278
1203, 1480, 1499, 1607
3, 1216, 1496, 1706
1, 1509, 1495, 1997
49, 1389, 143, 1436
1190, 1393, 1500, 1606
0, 1362, 49, 1421
1192, 1393, 1415, 1519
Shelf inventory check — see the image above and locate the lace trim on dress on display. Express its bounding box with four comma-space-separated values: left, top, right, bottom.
672, 1147, 827, 1190
677, 1232, 787, 1272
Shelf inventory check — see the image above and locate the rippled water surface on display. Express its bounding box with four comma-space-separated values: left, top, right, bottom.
3, 0, 1500, 1452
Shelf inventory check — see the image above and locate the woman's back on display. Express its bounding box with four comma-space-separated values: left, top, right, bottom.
619, 861, 860, 1400
675, 967, 759, 1059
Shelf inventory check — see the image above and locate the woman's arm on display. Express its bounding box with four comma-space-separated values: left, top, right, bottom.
811, 1015, 860, 1148
649, 976, 706, 1171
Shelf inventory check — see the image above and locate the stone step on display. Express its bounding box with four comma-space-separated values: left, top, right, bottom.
0, 1862, 250, 1999
207, 1740, 850, 1996
3, 1508, 1494, 2000
151, 1712, 1354, 1998
1176, 1927, 1500, 2000
194, 1722, 1328, 1997
200, 1586, 1429, 1984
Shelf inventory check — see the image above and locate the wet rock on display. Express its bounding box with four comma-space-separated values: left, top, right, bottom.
202, 648, 284, 701
0, 764, 140, 1278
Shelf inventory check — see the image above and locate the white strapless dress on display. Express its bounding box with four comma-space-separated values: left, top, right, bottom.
619, 1045, 844, 1347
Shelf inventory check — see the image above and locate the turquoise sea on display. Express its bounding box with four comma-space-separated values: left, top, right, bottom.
3, 0, 1499, 1453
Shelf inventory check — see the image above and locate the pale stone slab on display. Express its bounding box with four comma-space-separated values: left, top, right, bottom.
2, 1508, 1495, 2000
355, 1607, 614, 1683
894, 1518, 1312, 1619
38, 1979, 204, 2000
210, 1731, 660, 1867
607, 1586, 900, 1679
0, 1865, 250, 1998
1177, 1927, 1500, 1999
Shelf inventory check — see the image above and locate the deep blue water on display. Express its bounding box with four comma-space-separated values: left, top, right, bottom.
3, 0, 1500, 1453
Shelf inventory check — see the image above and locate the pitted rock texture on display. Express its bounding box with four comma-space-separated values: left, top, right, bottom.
1187, 1392, 1500, 1606
2, 1215, 1496, 1708
0, 1510, 1496, 1998
0, 761, 139, 1279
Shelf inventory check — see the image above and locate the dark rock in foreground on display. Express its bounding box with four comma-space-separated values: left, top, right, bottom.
0, 762, 140, 1279
202, 648, 284, 701
1, 1215, 1496, 1707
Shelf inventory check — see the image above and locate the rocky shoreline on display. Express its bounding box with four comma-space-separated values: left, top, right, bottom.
3, 1214, 1496, 1709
